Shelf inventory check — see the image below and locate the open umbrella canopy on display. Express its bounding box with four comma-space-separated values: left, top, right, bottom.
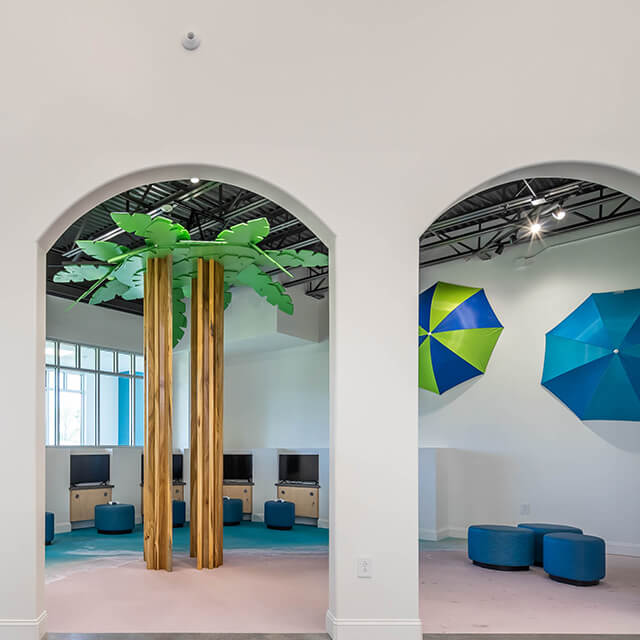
419, 282, 503, 394
541, 288, 640, 420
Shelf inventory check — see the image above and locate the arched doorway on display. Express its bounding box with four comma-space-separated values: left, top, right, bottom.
39, 166, 335, 635
417, 165, 640, 634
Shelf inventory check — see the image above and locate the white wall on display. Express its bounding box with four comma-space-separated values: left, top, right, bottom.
46, 295, 142, 352
6, 2, 640, 639
419, 225, 640, 555
225, 341, 330, 449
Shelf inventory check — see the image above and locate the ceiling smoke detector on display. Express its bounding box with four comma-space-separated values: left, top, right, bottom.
182, 32, 201, 51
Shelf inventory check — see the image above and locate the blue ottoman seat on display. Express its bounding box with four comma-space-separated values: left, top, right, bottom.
45, 512, 55, 546
518, 523, 583, 566
544, 532, 605, 586
172, 500, 186, 528
223, 497, 243, 525
94, 503, 135, 534
264, 500, 295, 530
468, 524, 534, 571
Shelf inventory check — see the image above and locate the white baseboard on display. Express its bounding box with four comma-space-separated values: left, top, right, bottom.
446, 526, 468, 539
54, 522, 71, 534
135, 515, 142, 525
0, 610, 47, 640
419, 527, 449, 541
252, 512, 264, 523
318, 517, 329, 529
608, 541, 640, 557
326, 610, 422, 640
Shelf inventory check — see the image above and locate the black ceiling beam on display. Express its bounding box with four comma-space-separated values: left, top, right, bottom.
419, 206, 640, 268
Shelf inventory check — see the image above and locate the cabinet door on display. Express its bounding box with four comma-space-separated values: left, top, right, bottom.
277, 486, 318, 518
223, 485, 252, 513
294, 488, 319, 518
70, 488, 111, 521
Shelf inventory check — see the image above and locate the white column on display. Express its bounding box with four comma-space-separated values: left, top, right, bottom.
0, 241, 46, 640
327, 228, 421, 640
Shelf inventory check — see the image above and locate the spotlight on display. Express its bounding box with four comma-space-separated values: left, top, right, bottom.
530, 197, 546, 207
529, 222, 542, 235
190, 177, 200, 184
552, 208, 566, 221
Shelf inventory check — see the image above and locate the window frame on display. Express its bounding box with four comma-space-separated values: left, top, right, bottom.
45, 338, 144, 447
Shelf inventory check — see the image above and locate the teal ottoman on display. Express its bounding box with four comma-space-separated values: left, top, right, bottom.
544, 532, 605, 586
95, 503, 135, 534
518, 523, 583, 566
264, 500, 295, 530
173, 500, 186, 528
468, 524, 535, 571
223, 497, 243, 525
45, 512, 55, 545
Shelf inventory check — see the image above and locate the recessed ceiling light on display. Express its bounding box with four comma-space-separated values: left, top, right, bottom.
190, 177, 200, 184
529, 222, 542, 235
552, 208, 566, 220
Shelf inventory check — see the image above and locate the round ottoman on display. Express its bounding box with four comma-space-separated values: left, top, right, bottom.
223, 497, 243, 525
172, 500, 186, 528
264, 500, 295, 530
94, 503, 135, 534
518, 523, 583, 566
468, 524, 534, 571
45, 512, 55, 546
543, 532, 605, 586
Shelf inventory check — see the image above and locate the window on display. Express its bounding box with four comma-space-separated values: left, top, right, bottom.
44, 339, 144, 447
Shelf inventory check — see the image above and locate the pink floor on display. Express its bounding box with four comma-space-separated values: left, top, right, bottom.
420, 550, 640, 634
46, 550, 640, 634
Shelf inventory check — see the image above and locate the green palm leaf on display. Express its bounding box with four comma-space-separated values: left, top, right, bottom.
216, 218, 270, 245
75, 240, 126, 262
53, 264, 112, 283
172, 291, 187, 347
235, 264, 293, 314
90, 280, 129, 305
111, 213, 191, 246
258, 249, 328, 268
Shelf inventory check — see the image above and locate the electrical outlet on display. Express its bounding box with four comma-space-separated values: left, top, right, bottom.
357, 557, 373, 578
520, 503, 530, 516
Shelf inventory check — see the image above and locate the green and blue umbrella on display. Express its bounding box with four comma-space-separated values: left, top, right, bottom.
541, 288, 640, 420
419, 282, 503, 394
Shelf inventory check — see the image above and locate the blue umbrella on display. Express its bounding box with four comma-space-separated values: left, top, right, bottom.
541, 288, 640, 420
419, 281, 503, 394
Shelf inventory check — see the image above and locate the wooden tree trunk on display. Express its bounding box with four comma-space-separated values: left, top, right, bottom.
143, 256, 173, 571
190, 258, 224, 569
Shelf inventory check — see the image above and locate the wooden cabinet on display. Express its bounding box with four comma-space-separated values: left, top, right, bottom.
277, 485, 319, 519
141, 483, 185, 517
69, 486, 112, 522
223, 484, 252, 514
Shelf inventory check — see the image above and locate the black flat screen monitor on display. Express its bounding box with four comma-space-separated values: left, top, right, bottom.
70, 454, 110, 485
223, 454, 253, 482
172, 454, 183, 482
140, 453, 184, 482
279, 454, 318, 483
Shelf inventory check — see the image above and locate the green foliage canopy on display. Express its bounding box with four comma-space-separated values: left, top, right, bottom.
54, 215, 328, 347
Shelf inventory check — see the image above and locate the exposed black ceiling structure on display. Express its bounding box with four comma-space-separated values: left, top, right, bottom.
420, 178, 640, 268
47, 179, 329, 315
48, 177, 640, 315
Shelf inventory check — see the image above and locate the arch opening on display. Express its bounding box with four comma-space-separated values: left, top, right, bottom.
416, 163, 640, 634
41, 167, 334, 635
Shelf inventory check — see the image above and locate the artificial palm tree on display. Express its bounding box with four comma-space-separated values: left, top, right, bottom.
54, 212, 328, 570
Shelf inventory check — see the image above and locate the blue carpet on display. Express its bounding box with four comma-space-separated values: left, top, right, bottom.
46, 521, 329, 566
